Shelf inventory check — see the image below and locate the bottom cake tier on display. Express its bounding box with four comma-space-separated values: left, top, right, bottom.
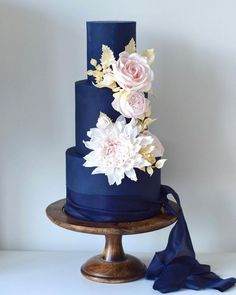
64, 147, 162, 222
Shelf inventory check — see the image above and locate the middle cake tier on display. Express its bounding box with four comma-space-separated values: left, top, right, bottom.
75, 79, 120, 155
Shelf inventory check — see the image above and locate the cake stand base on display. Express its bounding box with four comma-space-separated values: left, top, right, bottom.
81, 234, 146, 283
81, 255, 146, 283
46, 199, 178, 283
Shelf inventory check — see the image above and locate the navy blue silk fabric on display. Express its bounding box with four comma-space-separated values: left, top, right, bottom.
145, 185, 236, 293
64, 181, 236, 292
64, 189, 162, 222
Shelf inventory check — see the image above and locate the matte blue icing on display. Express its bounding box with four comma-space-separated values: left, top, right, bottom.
75, 79, 120, 155
64, 147, 161, 221
66, 147, 160, 196
67, 21, 159, 222
87, 21, 136, 80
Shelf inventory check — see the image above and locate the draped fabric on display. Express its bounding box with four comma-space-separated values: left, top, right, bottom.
146, 185, 236, 293
64, 184, 236, 292
64, 187, 162, 222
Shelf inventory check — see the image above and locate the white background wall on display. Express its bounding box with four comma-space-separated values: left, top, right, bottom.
0, 0, 235, 253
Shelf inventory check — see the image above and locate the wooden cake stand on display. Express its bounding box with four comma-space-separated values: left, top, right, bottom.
46, 199, 178, 283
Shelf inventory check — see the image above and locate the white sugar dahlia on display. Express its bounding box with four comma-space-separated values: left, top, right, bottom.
83, 115, 152, 185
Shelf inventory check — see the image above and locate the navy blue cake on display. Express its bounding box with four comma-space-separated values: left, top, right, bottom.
64, 21, 162, 222
62, 23, 236, 292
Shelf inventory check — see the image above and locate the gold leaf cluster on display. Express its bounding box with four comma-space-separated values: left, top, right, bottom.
87, 45, 118, 91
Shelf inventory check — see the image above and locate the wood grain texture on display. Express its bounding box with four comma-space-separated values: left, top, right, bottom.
81, 254, 146, 283
46, 198, 179, 283
46, 199, 178, 235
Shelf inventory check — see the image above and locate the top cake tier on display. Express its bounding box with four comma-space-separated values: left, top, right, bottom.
87, 21, 136, 79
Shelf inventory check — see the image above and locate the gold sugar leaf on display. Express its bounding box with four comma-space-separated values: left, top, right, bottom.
155, 159, 167, 169
90, 58, 97, 67
94, 82, 106, 88
143, 154, 156, 165
143, 117, 156, 129
125, 38, 136, 53
139, 146, 150, 155
147, 166, 154, 176
100, 45, 115, 67
138, 113, 146, 121
141, 48, 155, 65
96, 64, 102, 71
99, 112, 112, 121
109, 82, 119, 91
113, 87, 121, 92
87, 70, 94, 76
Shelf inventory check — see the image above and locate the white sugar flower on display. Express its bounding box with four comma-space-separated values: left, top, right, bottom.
83, 115, 152, 185
96, 112, 112, 129
112, 90, 149, 119
142, 131, 164, 157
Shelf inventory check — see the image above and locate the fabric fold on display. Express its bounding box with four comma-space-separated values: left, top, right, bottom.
146, 184, 236, 293
64, 188, 162, 222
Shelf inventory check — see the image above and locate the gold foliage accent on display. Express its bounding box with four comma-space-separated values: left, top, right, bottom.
100, 45, 115, 67
147, 166, 154, 176
96, 64, 102, 71
90, 58, 97, 67
87, 70, 94, 76
99, 112, 112, 122
85, 38, 166, 179
138, 117, 157, 132
143, 117, 156, 129
155, 159, 167, 169
125, 38, 136, 53
141, 48, 155, 65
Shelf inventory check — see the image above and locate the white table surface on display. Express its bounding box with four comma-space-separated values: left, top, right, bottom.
0, 251, 235, 295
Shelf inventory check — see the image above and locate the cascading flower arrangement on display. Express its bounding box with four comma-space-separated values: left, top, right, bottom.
83, 39, 166, 185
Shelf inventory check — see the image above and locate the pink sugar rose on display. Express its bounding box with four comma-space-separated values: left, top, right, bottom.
112, 51, 153, 92
112, 91, 149, 119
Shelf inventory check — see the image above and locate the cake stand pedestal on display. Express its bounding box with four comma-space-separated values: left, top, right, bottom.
46, 199, 178, 283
